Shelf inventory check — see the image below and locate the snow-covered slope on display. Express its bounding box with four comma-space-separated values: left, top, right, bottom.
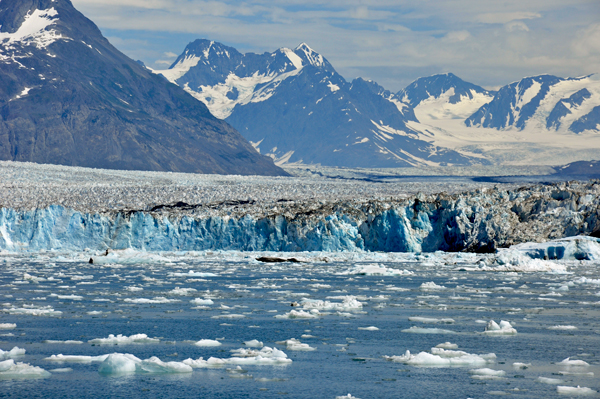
155, 40, 479, 168
466, 74, 600, 134
0, 0, 284, 175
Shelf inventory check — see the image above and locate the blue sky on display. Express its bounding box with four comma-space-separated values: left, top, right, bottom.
72, 0, 600, 91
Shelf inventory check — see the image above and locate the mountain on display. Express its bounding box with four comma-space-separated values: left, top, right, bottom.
156, 40, 478, 168
465, 74, 600, 134
0, 0, 284, 175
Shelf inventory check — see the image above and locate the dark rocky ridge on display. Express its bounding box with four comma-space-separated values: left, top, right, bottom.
0, 0, 285, 175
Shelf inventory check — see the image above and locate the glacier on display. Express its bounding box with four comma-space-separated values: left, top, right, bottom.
2, 180, 599, 254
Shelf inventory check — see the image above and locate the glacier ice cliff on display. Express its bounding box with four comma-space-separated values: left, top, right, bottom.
1, 181, 599, 253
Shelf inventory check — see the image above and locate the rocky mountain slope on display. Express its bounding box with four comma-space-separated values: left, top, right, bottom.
0, 0, 284, 175
156, 40, 478, 168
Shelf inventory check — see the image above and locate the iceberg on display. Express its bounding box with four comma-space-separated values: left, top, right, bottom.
183, 346, 292, 367
385, 347, 496, 367
483, 320, 517, 335
0, 359, 51, 379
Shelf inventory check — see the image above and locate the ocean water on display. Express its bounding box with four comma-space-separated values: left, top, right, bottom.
0, 252, 598, 398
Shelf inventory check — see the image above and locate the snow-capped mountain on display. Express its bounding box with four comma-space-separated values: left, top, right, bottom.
466, 74, 600, 134
0, 0, 284, 175
156, 40, 478, 167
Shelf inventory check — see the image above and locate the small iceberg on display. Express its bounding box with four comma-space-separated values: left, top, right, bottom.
483, 320, 517, 335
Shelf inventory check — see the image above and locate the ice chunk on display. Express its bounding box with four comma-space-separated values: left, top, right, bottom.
435, 342, 458, 349
558, 358, 589, 367
385, 348, 495, 367
43, 340, 83, 344
470, 368, 506, 379
557, 386, 597, 396
190, 298, 214, 305
124, 297, 180, 304
244, 340, 263, 348
300, 296, 362, 312
168, 271, 218, 277
358, 326, 379, 331
537, 377, 564, 384
275, 309, 319, 319
45, 354, 110, 363
0, 324, 16, 330
4, 306, 61, 316
335, 395, 360, 399
194, 339, 222, 347
88, 334, 159, 345
402, 326, 456, 334
420, 282, 446, 290
137, 357, 193, 374
0, 347, 25, 360
0, 359, 51, 379
98, 353, 139, 375
184, 346, 292, 367
548, 325, 578, 330
339, 264, 413, 276
408, 317, 455, 324
483, 320, 517, 335
276, 338, 315, 351
169, 287, 197, 295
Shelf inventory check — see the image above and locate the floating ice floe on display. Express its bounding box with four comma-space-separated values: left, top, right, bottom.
0, 324, 16, 330
513, 362, 531, 369
335, 395, 361, 399
385, 347, 496, 367
42, 340, 83, 344
168, 271, 218, 277
3, 306, 62, 316
0, 347, 25, 360
402, 326, 456, 334
276, 338, 315, 351
194, 339, 222, 347
435, 342, 458, 349
537, 377, 564, 384
45, 354, 110, 363
469, 368, 506, 379
190, 298, 214, 305
244, 340, 263, 348
572, 277, 600, 286
548, 325, 578, 330
558, 358, 590, 367
88, 334, 159, 345
483, 320, 517, 335
420, 282, 446, 290
123, 297, 180, 304
0, 359, 51, 379
50, 294, 83, 300
300, 296, 363, 312
338, 264, 413, 276
169, 287, 197, 295
408, 317, 455, 324
98, 353, 192, 375
358, 326, 379, 331
183, 346, 292, 367
275, 309, 320, 319
557, 386, 597, 396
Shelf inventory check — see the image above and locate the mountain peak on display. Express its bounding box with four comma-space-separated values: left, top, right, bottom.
294, 42, 324, 67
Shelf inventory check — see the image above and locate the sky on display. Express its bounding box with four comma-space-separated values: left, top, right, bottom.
71, 0, 600, 92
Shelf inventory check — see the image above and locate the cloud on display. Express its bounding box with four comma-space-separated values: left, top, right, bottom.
476, 11, 541, 24
443, 30, 471, 42
505, 21, 530, 32
71, 0, 600, 91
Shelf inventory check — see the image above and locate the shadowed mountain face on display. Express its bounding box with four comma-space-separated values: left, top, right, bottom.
0, 0, 285, 175
158, 40, 479, 168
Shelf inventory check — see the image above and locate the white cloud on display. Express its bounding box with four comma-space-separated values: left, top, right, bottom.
443, 30, 471, 42
476, 11, 541, 24
505, 21, 530, 32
